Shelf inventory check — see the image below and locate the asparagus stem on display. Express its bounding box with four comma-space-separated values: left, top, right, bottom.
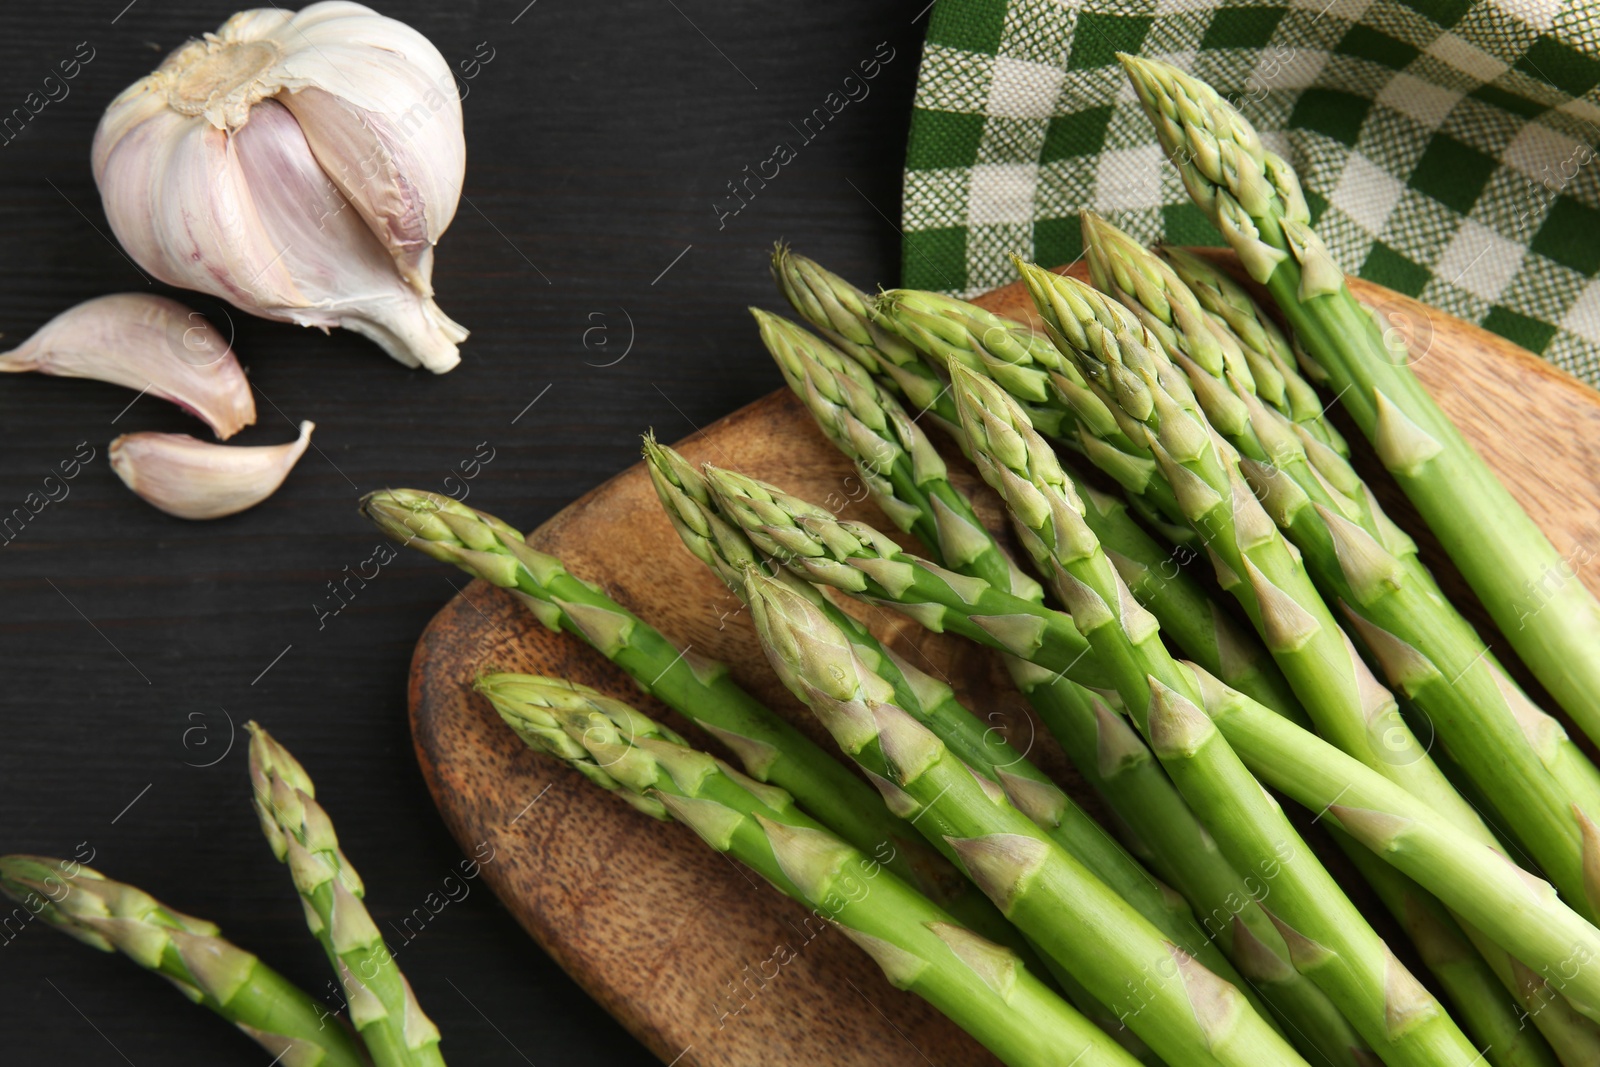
1016, 260, 1498, 849
1119, 53, 1600, 756
952, 359, 1484, 1065
1194, 671, 1600, 1024
247, 723, 445, 1067
359, 489, 965, 911
737, 563, 1311, 1067
476, 674, 1143, 1067
1087, 209, 1600, 926
0, 855, 368, 1067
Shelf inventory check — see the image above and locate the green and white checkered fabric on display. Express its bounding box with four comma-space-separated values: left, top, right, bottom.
903, 0, 1600, 382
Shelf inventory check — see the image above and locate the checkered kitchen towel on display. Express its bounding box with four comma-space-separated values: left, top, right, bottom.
903, 0, 1600, 382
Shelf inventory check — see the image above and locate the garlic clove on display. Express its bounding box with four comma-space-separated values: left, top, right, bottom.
111, 420, 313, 520
275, 87, 455, 298
232, 100, 466, 372
95, 105, 307, 316
0, 294, 256, 439
271, 7, 463, 294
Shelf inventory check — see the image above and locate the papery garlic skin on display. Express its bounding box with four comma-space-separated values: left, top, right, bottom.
91, 3, 467, 373
0, 294, 256, 439
111, 420, 313, 520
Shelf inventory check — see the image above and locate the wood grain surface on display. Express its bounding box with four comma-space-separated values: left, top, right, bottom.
409, 256, 1600, 1067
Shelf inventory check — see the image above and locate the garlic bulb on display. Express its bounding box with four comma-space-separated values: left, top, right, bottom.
112, 420, 313, 520
0, 293, 255, 439
91, 3, 467, 373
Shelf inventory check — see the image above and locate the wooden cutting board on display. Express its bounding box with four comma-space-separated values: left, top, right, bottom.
407, 255, 1600, 1067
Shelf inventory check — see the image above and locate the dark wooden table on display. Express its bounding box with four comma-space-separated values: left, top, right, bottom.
0, 3, 927, 1061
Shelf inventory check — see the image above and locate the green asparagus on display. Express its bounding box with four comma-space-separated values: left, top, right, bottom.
738, 563, 1312, 1067
0, 855, 368, 1067
771, 242, 955, 430
1119, 52, 1600, 751
476, 673, 1143, 1067
247, 722, 445, 1067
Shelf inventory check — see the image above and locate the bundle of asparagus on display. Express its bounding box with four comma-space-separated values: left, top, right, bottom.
352, 56, 1600, 1067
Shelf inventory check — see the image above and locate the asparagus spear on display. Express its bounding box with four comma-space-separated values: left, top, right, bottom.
736, 562, 1312, 1067
751, 307, 1369, 1063
1156, 245, 1346, 456
359, 489, 965, 910
1085, 209, 1600, 923
952, 359, 1482, 1066
476, 673, 1143, 1067
1015, 259, 1500, 851
1190, 669, 1600, 1025
1119, 53, 1600, 752
0, 855, 368, 1067
247, 722, 444, 1067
